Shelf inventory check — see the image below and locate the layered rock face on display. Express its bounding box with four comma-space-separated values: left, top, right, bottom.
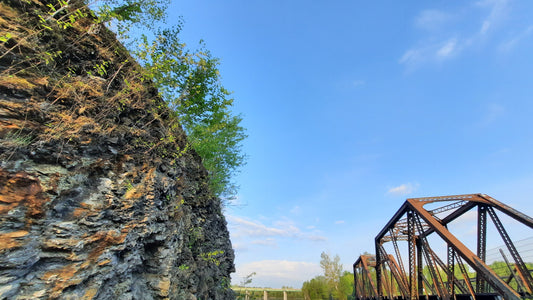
0, 1, 235, 299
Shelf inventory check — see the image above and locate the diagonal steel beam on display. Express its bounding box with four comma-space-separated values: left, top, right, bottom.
380, 247, 410, 298
354, 255, 379, 298
455, 253, 476, 299
487, 206, 533, 294
406, 198, 521, 300
478, 194, 533, 229
376, 202, 410, 241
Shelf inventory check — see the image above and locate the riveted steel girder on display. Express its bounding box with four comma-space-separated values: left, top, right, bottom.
367, 193, 532, 300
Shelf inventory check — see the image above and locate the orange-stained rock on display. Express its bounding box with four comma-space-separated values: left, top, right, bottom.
43, 263, 84, 298
0, 230, 28, 250
158, 279, 171, 297
82, 288, 98, 300
0, 1, 235, 299
0, 170, 48, 218
87, 230, 128, 260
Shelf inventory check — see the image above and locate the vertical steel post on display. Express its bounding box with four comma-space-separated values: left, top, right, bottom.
353, 263, 358, 300
408, 210, 417, 300
447, 244, 455, 297
416, 238, 424, 296
476, 204, 487, 293
375, 241, 382, 299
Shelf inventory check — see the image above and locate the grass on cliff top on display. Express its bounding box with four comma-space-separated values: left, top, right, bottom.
0, 0, 246, 201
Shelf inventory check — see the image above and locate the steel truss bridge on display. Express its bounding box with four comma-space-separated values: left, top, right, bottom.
353, 194, 533, 300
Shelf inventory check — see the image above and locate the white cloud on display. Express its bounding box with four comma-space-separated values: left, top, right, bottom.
399, 38, 460, 69
436, 38, 458, 58
227, 215, 327, 241
387, 182, 420, 196
478, 103, 505, 127
499, 26, 533, 52
290, 205, 301, 214
233, 260, 321, 288
352, 80, 366, 87
415, 9, 452, 31
401, 0, 511, 70
227, 215, 299, 238
307, 235, 327, 242
476, 0, 509, 35
399, 48, 422, 66
335, 220, 345, 225
232, 243, 248, 252
251, 238, 277, 247
481, 21, 491, 35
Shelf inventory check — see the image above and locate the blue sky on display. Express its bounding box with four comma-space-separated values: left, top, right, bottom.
168, 0, 533, 288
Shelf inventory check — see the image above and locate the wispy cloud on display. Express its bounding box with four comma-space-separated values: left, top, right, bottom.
352, 80, 366, 87
227, 215, 327, 241
415, 9, 453, 31
401, 0, 512, 70
436, 38, 458, 58
476, 0, 509, 35
335, 220, 345, 225
387, 182, 420, 196
234, 260, 321, 288
399, 38, 460, 69
251, 238, 277, 247
290, 205, 301, 214
477, 103, 505, 127
499, 26, 533, 52
307, 235, 327, 242
227, 215, 298, 238
232, 243, 248, 252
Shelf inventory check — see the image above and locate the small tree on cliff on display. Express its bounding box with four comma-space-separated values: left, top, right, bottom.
96, 0, 247, 199
134, 26, 246, 199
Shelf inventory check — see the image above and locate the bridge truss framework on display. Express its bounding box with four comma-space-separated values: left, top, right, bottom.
353, 194, 533, 300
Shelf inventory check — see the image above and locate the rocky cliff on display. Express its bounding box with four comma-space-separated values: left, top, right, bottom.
0, 0, 235, 299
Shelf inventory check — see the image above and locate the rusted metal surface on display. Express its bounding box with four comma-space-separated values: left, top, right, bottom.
354, 193, 533, 300
353, 255, 378, 299
477, 204, 488, 293
487, 206, 533, 294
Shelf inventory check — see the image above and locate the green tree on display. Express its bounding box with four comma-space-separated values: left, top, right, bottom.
93, 0, 170, 38
97, 0, 247, 199
240, 272, 256, 288
134, 25, 246, 198
320, 252, 343, 297
338, 271, 354, 300
302, 254, 354, 299
302, 276, 329, 300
